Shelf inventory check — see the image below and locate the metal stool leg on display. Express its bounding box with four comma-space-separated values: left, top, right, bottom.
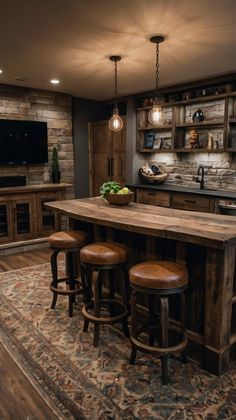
93, 271, 102, 347
81, 265, 90, 304
67, 251, 75, 317
121, 267, 129, 338
160, 296, 169, 385
109, 270, 115, 317
83, 266, 93, 332
50, 250, 60, 309
149, 294, 156, 346
181, 292, 188, 363
130, 289, 137, 364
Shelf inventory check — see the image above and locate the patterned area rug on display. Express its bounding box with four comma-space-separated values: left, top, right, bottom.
0, 262, 236, 419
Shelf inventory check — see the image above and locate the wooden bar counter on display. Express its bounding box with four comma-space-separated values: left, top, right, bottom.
45, 197, 236, 375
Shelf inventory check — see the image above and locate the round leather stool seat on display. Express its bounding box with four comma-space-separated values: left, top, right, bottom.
80, 242, 129, 265
129, 261, 188, 290
48, 230, 89, 249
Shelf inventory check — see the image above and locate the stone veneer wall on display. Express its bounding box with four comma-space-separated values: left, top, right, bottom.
148, 152, 236, 190
0, 85, 74, 198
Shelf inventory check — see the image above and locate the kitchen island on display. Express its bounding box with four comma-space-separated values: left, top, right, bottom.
45, 197, 236, 375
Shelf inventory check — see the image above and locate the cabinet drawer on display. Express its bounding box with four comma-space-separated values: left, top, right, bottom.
171, 193, 213, 212
137, 189, 170, 207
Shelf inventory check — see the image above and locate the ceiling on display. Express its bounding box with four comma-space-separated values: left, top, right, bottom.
0, 0, 236, 100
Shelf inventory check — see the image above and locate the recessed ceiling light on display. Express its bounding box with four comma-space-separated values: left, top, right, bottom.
50, 79, 60, 85
0, 70, 3, 74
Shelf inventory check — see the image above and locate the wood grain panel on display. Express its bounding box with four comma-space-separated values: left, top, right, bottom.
171, 193, 214, 213
45, 197, 236, 249
136, 189, 170, 207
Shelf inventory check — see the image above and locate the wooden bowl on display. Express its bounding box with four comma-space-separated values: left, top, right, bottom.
139, 168, 168, 184
106, 192, 134, 205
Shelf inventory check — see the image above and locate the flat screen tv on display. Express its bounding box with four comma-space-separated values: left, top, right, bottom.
0, 120, 48, 164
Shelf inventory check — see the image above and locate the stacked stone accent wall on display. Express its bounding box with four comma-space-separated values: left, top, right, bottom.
0, 85, 74, 198
147, 152, 236, 190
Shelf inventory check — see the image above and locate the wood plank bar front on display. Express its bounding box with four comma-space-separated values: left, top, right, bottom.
45, 197, 236, 375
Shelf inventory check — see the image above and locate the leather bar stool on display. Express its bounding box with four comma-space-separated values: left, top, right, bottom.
80, 242, 130, 347
129, 261, 188, 385
48, 230, 89, 317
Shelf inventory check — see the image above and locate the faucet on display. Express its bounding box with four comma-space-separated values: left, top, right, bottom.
193, 165, 205, 189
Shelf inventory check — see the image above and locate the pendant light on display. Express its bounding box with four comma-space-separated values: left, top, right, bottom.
148, 35, 165, 126
108, 55, 123, 132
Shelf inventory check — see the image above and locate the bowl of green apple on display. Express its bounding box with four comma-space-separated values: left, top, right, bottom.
100, 181, 134, 205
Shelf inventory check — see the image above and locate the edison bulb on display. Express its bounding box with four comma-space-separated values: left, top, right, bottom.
108, 107, 123, 132
148, 105, 162, 126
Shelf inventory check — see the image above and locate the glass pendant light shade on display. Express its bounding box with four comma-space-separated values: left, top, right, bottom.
108, 106, 123, 132
148, 103, 162, 126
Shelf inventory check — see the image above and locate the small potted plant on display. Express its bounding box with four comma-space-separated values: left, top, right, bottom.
51, 146, 61, 183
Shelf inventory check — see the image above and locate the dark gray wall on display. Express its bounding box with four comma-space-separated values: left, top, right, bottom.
72, 98, 107, 198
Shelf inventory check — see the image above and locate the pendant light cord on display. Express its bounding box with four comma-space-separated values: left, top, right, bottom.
155, 42, 160, 98
114, 60, 118, 107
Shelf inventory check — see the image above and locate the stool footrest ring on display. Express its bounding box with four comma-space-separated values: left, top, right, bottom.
50, 279, 85, 296
130, 334, 187, 356
82, 298, 129, 324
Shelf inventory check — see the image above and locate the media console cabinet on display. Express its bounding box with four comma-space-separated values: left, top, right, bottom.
0, 183, 72, 244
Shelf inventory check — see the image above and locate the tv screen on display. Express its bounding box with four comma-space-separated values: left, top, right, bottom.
0, 120, 48, 164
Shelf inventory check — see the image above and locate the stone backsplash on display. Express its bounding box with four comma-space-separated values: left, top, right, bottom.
147, 152, 236, 190
0, 85, 74, 198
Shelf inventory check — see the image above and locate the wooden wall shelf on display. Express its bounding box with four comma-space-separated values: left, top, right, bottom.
136, 81, 236, 153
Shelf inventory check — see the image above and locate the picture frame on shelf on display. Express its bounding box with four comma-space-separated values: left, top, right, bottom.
143, 132, 155, 149
153, 136, 162, 149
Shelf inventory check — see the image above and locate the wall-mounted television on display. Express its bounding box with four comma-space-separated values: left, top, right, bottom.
0, 120, 48, 164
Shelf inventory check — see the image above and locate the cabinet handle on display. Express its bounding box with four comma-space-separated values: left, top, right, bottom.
111, 158, 114, 177
184, 199, 197, 204
107, 158, 110, 177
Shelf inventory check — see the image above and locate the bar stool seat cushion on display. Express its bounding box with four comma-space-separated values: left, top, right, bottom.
80, 242, 128, 265
129, 261, 188, 289
48, 230, 89, 249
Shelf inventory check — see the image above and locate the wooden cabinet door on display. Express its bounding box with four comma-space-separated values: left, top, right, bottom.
89, 122, 112, 196
37, 191, 61, 237
89, 120, 126, 196
13, 196, 36, 241
0, 201, 14, 243
136, 188, 170, 207
171, 193, 215, 213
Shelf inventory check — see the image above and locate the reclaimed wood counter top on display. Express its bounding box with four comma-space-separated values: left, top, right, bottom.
45, 197, 236, 249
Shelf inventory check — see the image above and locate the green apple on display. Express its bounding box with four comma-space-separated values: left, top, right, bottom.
110, 189, 115, 194
117, 189, 124, 194
122, 187, 130, 194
